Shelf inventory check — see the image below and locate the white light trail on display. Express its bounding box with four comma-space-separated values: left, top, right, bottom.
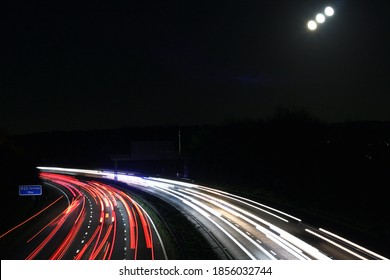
272, 227, 331, 260
149, 183, 274, 259
148, 177, 301, 222
178, 188, 307, 259
306, 229, 367, 260
194, 186, 294, 222
181, 200, 257, 260
319, 228, 388, 260
39, 167, 386, 260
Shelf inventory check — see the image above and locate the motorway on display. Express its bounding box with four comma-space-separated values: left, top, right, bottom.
0, 172, 166, 260
109, 174, 389, 260
3, 166, 388, 260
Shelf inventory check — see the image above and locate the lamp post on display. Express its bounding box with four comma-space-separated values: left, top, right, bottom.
178, 129, 188, 178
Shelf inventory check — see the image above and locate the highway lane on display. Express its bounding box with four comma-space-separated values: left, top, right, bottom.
114, 176, 318, 260
140, 177, 388, 260
0, 172, 166, 260
35, 167, 389, 260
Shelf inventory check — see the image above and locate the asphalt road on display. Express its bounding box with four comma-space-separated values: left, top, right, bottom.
7, 166, 387, 260
121, 176, 388, 260
0, 172, 166, 260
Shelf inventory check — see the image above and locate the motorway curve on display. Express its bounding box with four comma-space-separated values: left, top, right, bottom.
2, 166, 388, 260
0, 172, 166, 260
111, 174, 389, 260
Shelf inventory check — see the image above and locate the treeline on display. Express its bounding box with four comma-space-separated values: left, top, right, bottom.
189, 110, 390, 197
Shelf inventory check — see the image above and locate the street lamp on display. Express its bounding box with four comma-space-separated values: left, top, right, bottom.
307, 6, 335, 31
315, 13, 326, 24
307, 20, 318, 31
324, 6, 335, 17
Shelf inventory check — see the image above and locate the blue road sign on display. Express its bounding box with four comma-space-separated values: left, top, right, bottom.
19, 185, 42, 196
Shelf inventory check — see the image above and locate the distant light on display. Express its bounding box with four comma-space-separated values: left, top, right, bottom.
306, 6, 335, 32
315, 13, 326, 24
307, 20, 317, 31
324, 6, 335, 17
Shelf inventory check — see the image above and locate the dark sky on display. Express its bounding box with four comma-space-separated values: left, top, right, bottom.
1, 0, 389, 134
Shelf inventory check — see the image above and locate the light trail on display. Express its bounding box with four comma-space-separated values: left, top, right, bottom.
148, 177, 302, 222
34, 167, 388, 260
0, 196, 63, 239
1, 171, 163, 260
306, 229, 367, 260
319, 228, 388, 260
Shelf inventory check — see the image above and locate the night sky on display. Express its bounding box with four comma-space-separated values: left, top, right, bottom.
1, 0, 389, 134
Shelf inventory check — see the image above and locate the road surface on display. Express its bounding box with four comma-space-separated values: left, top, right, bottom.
0, 172, 166, 260
4, 166, 387, 260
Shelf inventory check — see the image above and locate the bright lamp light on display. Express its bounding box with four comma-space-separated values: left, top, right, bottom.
315, 13, 326, 24
324, 6, 334, 17
307, 20, 317, 31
